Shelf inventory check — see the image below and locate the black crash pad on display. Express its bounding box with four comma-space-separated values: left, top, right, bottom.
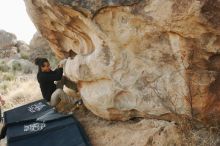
4, 99, 52, 125
7, 117, 90, 146
4, 99, 91, 146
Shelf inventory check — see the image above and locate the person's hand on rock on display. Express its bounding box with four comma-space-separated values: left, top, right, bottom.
58, 59, 67, 68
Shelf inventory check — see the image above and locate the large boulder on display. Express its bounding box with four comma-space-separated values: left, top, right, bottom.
24, 0, 220, 124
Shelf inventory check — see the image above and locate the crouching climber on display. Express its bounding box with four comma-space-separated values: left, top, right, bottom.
34, 57, 82, 111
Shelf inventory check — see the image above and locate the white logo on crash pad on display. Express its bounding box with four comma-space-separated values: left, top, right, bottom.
24, 123, 46, 132
27, 102, 46, 113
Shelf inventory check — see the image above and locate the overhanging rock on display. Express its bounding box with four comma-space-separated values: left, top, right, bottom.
24, 0, 220, 124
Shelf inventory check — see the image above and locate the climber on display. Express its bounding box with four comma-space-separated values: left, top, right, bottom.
34, 57, 82, 110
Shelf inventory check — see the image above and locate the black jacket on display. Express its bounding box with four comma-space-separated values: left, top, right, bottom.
37, 68, 63, 101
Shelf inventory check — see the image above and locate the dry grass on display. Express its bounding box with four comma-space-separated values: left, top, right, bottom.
1, 74, 41, 111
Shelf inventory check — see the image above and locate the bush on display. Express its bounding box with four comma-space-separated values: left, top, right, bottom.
2, 72, 15, 81
20, 52, 29, 60
11, 61, 22, 72
7, 59, 37, 74
0, 60, 9, 72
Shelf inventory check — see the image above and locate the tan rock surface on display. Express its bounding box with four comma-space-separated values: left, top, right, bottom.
24, 0, 220, 124
75, 110, 184, 146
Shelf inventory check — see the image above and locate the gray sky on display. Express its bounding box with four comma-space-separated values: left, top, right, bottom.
0, 0, 36, 43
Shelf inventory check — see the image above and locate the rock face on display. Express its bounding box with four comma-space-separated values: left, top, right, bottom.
24, 0, 220, 124
79, 114, 184, 146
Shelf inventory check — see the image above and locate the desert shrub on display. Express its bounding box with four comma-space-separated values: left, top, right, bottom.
0, 60, 9, 72
20, 52, 29, 60
7, 59, 37, 74
11, 61, 22, 72
0, 81, 10, 95
2, 72, 15, 81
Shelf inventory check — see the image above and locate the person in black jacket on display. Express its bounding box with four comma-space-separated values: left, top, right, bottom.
35, 57, 63, 102
35, 57, 82, 108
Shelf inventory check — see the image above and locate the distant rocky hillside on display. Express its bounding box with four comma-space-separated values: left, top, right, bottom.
0, 30, 16, 49
0, 30, 26, 59
0, 30, 57, 69
29, 32, 58, 66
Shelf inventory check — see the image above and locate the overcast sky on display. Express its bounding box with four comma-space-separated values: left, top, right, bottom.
0, 0, 36, 43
